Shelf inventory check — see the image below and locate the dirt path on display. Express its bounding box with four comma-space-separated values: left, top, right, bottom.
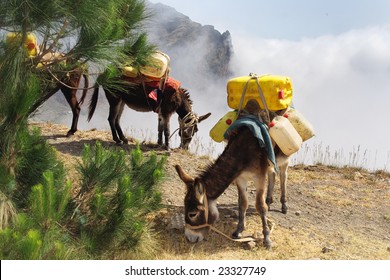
32, 122, 390, 260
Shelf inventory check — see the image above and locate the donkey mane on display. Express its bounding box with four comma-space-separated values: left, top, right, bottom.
180, 88, 193, 105
196, 126, 269, 200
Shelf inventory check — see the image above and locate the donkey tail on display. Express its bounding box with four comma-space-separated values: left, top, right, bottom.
78, 73, 89, 106
88, 83, 99, 122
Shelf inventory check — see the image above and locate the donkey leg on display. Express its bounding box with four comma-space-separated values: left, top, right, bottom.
163, 114, 172, 149
62, 87, 80, 137
266, 169, 276, 210
158, 113, 171, 149
255, 174, 272, 249
114, 102, 128, 144
157, 113, 164, 146
108, 102, 122, 144
232, 177, 248, 239
279, 162, 289, 214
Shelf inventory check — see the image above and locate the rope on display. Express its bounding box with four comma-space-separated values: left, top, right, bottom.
46, 67, 95, 91
185, 220, 275, 243
169, 111, 198, 140
185, 180, 275, 244
238, 73, 271, 123
179, 112, 198, 129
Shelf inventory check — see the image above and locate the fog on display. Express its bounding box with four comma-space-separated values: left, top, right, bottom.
230, 26, 390, 170
31, 19, 390, 171
123, 25, 390, 171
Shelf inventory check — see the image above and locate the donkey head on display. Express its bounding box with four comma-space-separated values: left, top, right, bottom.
178, 112, 211, 150
175, 165, 214, 242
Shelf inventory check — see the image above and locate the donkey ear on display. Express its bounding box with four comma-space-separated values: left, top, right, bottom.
198, 112, 211, 123
175, 165, 194, 185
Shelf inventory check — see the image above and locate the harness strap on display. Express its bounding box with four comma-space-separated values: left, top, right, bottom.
237, 73, 271, 124
169, 111, 198, 141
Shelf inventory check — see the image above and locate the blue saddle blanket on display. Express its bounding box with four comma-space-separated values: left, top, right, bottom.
224, 115, 278, 173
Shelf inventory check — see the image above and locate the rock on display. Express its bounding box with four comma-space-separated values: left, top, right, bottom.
230, 210, 239, 219
168, 213, 185, 230
322, 246, 334, 253
147, 2, 233, 78
243, 241, 257, 250
354, 172, 364, 180
295, 211, 301, 216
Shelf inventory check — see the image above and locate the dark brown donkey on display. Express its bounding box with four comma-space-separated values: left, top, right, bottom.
175, 125, 274, 248
60, 71, 89, 136
87, 78, 211, 149
31, 70, 89, 137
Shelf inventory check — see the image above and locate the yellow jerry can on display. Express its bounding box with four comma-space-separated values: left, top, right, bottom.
227, 74, 293, 111
6, 32, 39, 57
209, 111, 238, 142
121, 65, 139, 78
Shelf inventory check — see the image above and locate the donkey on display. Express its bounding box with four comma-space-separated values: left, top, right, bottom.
175, 125, 274, 248
30, 69, 89, 137
87, 78, 211, 149
59, 71, 89, 136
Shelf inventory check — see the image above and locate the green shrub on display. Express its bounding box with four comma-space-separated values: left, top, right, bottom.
73, 142, 166, 258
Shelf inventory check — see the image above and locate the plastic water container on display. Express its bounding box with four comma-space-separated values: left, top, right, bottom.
139, 52, 170, 80
121, 65, 139, 78
6, 32, 39, 57
227, 75, 293, 111
284, 108, 315, 142
269, 116, 302, 156
209, 111, 238, 142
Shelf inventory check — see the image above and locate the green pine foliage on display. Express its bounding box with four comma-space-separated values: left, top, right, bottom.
0, 0, 166, 260
0, 143, 166, 259
0, 169, 79, 259
74, 142, 165, 257
0, 0, 155, 185
76, 141, 129, 196
14, 127, 66, 207
0, 126, 66, 228
0, 213, 80, 260
29, 171, 72, 229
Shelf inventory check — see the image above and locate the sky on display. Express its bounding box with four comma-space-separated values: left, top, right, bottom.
148, 0, 390, 40
144, 0, 390, 170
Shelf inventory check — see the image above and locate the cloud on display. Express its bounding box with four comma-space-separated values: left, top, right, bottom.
231, 26, 390, 169
31, 22, 390, 170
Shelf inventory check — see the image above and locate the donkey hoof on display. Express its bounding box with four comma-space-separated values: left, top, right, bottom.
282, 205, 288, 214
66, 131, 75, 137
232, 232, 242, 239
263, 238, 272, 249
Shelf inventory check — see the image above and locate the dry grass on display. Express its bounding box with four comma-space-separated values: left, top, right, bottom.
30, 122, 390, 260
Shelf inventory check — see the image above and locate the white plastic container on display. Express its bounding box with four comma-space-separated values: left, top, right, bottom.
269, 116, 302, 156
284, 108, 315, 142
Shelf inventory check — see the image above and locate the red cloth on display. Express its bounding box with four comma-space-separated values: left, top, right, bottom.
145, 77, 181, 91
148, 90, 158, 102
